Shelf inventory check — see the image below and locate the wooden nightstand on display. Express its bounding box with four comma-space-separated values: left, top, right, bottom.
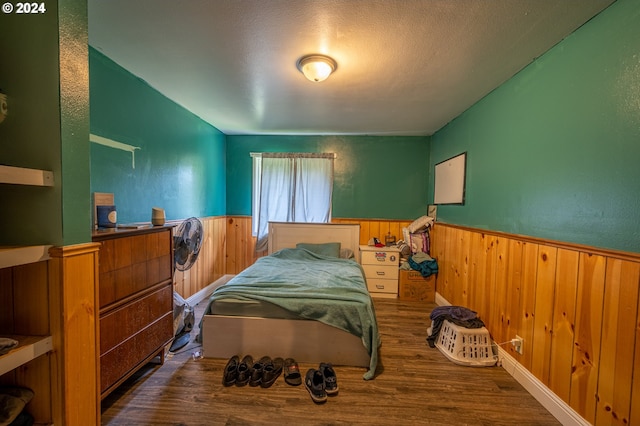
359, 245, 400, 298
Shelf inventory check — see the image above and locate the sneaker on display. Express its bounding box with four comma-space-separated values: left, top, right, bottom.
304, 369, 327, 403
319, 362, 338, 395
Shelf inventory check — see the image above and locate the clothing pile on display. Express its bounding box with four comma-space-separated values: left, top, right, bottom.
426, 305, 485, 348
405, 252, 438, 277
397, 215, 438, 276
0, 387, 34, 426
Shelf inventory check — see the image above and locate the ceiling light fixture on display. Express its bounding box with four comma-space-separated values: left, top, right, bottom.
296, 54, 337, 83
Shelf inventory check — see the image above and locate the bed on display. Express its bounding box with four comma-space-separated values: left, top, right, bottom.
200, 222, 379, 379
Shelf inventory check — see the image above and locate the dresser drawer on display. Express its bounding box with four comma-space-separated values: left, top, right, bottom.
362, 264, 398, 280
100, 284, 172, 355
361, 249, 399, 266
366, 278, 399, 294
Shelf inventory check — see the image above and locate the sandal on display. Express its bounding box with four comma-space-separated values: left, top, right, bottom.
284, 358, 302, 386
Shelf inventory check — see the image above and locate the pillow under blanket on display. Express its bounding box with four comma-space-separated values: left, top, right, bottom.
296, 242, 341, 258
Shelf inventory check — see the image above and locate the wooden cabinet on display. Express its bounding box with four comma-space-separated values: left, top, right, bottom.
0, 259, 53, 423
93, 226, 174, 399
359, 245, 400, 298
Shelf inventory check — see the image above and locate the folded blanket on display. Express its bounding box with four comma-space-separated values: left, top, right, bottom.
0, 338, 18, 356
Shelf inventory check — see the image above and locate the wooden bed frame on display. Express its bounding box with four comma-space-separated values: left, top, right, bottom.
201, 222, 370, 367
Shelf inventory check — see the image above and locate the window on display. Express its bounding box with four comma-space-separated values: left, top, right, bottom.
252, 153, 334, 251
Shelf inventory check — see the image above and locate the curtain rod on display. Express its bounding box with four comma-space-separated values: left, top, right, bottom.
250, 152, 336, 158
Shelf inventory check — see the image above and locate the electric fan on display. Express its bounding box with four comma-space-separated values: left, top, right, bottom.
170, 217, 203, 352
174, 217, 203, 271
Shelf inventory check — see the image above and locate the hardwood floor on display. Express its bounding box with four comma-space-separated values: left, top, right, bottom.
101, 298, 560, 426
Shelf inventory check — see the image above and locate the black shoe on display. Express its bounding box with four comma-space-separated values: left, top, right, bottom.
222, 355, 239, 386
261, 357, 284, 388
249, 356, 271, 387
236, 355, 253, 387
304, 369, 327, 404
319, 362, 338, 395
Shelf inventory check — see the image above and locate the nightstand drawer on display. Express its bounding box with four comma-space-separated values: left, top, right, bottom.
359, 245, 400, 299
366, 278, 399, 294
360, 250, 399, 266
362, 264, 398, 280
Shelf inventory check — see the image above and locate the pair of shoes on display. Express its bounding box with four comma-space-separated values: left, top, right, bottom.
303, 363, 339, 403
249, 356, 272, 387
261, 357, 284, 388
251, 356, 285, 388
223, 355, 284, 388
284, 358, 302, 386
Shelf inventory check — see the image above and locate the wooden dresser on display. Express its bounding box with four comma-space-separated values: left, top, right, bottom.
93, 226, 174, 399
359, 245, 400, 298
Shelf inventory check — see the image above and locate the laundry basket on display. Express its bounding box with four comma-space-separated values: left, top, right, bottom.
435, 319, 497, 367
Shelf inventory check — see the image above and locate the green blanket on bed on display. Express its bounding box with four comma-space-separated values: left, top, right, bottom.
203, 248, 380, 380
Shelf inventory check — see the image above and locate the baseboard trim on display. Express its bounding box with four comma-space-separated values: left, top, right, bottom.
497, 349, 590, 426
185, 274, 234, 306
434, 292, 590, 426
435, 291, 450, 307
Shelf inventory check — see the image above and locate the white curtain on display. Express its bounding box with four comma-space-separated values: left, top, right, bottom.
255, 153, 334, 252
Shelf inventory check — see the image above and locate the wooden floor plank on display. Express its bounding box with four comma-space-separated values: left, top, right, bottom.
101, 298, 560, 425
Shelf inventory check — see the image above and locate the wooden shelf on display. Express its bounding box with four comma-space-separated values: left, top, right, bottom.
0, 335, 53, 376
0, 165, 54, 186
0, 246, 52, 269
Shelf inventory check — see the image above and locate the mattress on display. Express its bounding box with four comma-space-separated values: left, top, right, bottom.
207, 298, 302, 320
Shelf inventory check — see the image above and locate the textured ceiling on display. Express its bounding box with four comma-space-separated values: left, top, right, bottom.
88, 0, 615, 136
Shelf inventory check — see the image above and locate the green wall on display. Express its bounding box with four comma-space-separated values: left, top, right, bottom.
60, 0, 91, 245
226, 135, 430, 219
89, 48, 226, 224
429, 0, 640, 253
0, 0, 90, 246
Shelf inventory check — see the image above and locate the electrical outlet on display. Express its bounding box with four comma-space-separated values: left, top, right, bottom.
512, 335, 524, 355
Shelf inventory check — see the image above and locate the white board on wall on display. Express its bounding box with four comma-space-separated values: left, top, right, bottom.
434, 152, 466, 205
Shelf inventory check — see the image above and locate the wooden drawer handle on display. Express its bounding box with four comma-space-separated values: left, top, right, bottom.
376, 271, 385, 276
376, 284, 385, 289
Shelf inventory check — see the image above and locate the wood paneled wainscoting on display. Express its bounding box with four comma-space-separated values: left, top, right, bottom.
224, 216, 414, 275
173, 216, 227, 300
431, 223, 640, 426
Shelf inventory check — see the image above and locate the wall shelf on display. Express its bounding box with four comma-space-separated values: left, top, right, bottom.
0, 165, 54, 186
0, 246, 52, 269
0, 335, 53, 376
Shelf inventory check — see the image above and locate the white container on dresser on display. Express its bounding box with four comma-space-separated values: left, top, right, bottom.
359, 245, 400, 298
